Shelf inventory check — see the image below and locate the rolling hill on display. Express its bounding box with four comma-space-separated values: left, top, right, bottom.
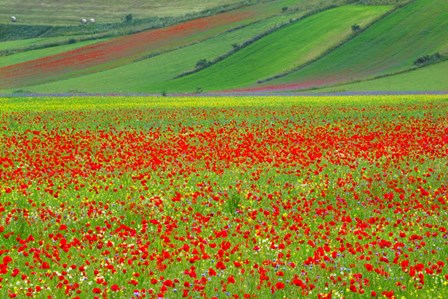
0, 6, 258, 89
0, 0, 346, 92
160, 5, 391, 92
20, 11, 307, 94
0, 0, 446, 94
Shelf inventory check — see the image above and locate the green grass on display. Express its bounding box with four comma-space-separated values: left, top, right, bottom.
0, 0, 241, 25
312, 60, 448, 93
267, 0, 448, 90
0, 37, 68, 51
0, 39, 109, 68
17, 6, 317, 94
158, 5, 391, 92
0, 35, 107, 52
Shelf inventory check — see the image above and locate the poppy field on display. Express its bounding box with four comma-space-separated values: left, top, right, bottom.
0, 96, 447, 299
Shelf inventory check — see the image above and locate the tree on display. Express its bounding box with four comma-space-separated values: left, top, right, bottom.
351, 24, 361, 33
282, 7, 288, 13
195, 59, 209, 69
124, 13, 133, 23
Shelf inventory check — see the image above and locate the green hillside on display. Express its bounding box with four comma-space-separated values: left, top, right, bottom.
0, 0, 446, 94
12, 0, 346, 93
21, 10, 309, 93
313, 61, 448, 93
265, 0, 448, 90
158, 5, 391, 92
0, 0, 241, 25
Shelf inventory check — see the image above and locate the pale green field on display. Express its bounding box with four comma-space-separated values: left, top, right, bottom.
0, 0, 241, 25
313, 60, 448, 93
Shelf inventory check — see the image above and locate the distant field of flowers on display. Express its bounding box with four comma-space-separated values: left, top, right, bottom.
0, 96, 447, 298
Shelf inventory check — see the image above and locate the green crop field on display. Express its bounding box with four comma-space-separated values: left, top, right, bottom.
160, 5, 391, 92
266, 0, 448, 91
1, 0, 346, 92
0, 0, 242, 25
0, 37, 72, 52
312, 60, 448, 93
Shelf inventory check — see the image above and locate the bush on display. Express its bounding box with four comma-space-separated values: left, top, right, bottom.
124, 14, 133, 23
195, 59, 210, 69
351, 24, 361, 33
414, 53, 443, 66
195, 87, 203, 94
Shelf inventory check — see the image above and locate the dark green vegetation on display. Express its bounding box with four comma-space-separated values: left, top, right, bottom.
0, 0, 446, 94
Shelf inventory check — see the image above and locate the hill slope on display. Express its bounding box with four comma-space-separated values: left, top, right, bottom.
258, 0, 448, 92
0, 0, 346, 93
160, 5, 391, 92
0, 8, 257, 90
1, 0, 446, 94
20, 12, 305, 93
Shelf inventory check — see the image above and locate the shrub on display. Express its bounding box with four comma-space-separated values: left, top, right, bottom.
351, 24, 361, 33
124, 14, 133, 23
413, 53, 443, 67
195, 87, 203, 94
195, 59, 210, 69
